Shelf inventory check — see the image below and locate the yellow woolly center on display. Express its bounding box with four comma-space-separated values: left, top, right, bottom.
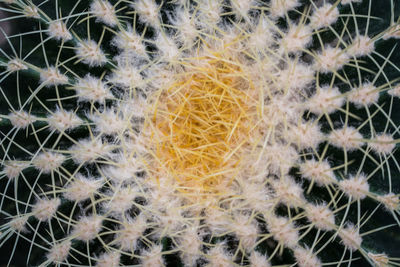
146, 52, 260, 196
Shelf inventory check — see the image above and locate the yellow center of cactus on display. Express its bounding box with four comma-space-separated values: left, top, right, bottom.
146, 51, 260, 196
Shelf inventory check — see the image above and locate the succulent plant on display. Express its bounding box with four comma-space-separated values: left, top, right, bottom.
0, 0, 400, 266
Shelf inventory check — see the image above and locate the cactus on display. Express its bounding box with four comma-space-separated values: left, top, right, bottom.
0, 0, 400, 266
